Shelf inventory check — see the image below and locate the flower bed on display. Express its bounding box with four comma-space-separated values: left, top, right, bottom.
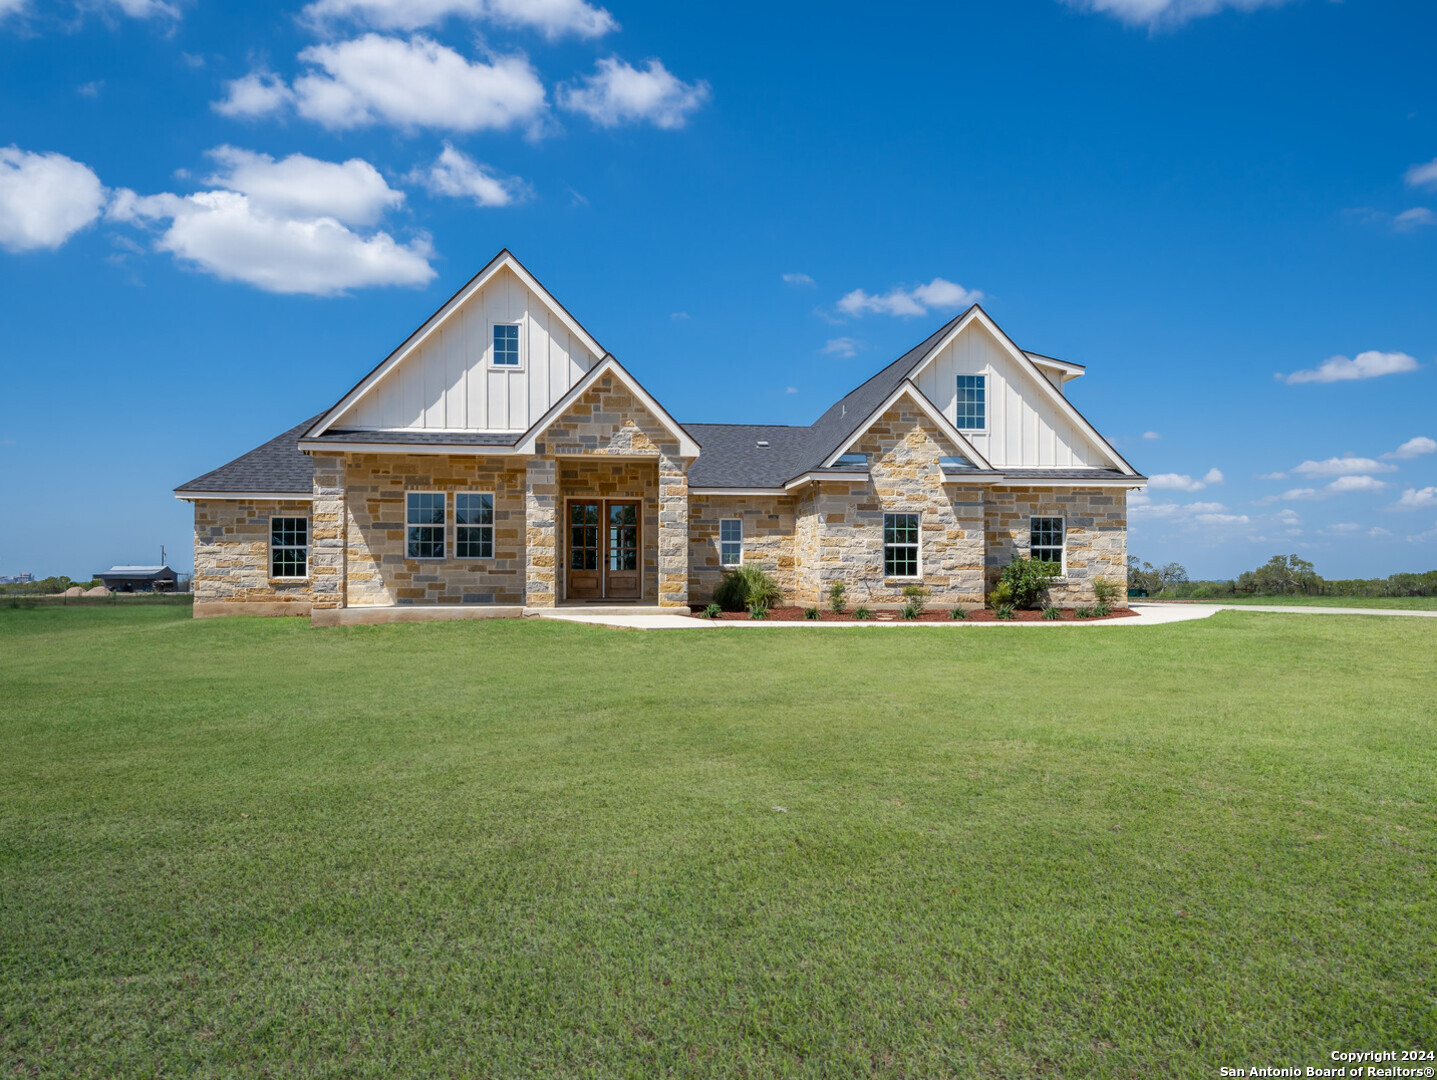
688, 606, 1138, 622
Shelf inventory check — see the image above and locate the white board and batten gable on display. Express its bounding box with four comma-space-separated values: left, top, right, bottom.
313, 252, 605, 436
911, 309, 1132, 473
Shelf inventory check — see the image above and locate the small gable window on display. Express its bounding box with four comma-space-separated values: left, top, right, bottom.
492, 323, 521, 367
883, 513, 920, 578
270, 517, 308, 579
407, 492, 447, 560
956, 374, 986, 430
939, 456, 972, 471
456, 493, 494, 559
719, 519, 743, 567
834, 452, 868, 468
1030, 516, 1064, 573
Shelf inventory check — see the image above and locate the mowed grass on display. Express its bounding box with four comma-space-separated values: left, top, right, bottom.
1170, 595, 1437, 610
1, 607, 1433, 1079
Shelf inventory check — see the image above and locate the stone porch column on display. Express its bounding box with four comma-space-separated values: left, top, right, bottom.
525, 455, 557, 607
310, 451, 346, 610
657, 456, 689, 608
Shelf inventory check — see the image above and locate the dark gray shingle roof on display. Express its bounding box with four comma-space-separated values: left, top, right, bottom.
176, 415, 321, 494
684, 424, 815, 488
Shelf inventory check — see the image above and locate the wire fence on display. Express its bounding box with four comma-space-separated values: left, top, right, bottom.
3, 590, 194, 609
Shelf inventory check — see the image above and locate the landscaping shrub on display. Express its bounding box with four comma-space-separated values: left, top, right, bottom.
999, 557, 1062, 610
702, 602, 721, 619
827, 581, 848, 615
987, 581, 1012, 609
1095, 602, 1112, 617
748, 602, 768, 620
1043, 606, 1062, 620
854, 606, 872, 621
1075, 606, 1095, 619
950, 607, 967, 620
803, 607, 820, 620
1093, 577, 1121, 605
994, 603, 1015, 620
714, 563, 781, 613
900, 583, 928, 620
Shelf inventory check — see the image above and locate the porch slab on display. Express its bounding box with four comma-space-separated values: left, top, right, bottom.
312, 604, 525, 627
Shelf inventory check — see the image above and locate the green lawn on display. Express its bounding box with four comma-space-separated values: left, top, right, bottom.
1, 606, 1433, 1078
1152, 595, 1437, 610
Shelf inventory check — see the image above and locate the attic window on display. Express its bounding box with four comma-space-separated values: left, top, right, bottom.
939, 456, 973, 470
835, 453, 867, 468
492, 323, 521, 368
956, 374, 986, 430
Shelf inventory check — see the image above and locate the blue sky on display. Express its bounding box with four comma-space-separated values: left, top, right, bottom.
1, 0, 1435, 580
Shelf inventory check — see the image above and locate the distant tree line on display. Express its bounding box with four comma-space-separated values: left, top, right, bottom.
0, 575, 100, 595
1128, 554, 1437, 599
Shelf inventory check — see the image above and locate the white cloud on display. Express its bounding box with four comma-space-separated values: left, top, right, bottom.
1369, 526, 1392, 537
669, 311, 689, 321
301, 0, 616, 37
1195, 512, 1249, 525
1408, 522, 1437, 544
1141, 431, 1160, 440
1130, 498, 1228, 520
559, 57, 710, 130
1382, 436, 1437, 460
213, 70, 295, 120
1324, 522, 1363, 533
1405, 158, 1437, 190
822, 337, 861, 358
0, 146, 106, 252
411, 142, 527, 207
0, 0, 27, 17
1291, 455, 1396, 478
1148, 469, 1222, 492
205, 145, 403, 226
1255, 471, 1287, 480
107, 0, 178, 16
292, 35, 548, 132
1061, 0, 1295, 27
1393, 487, 1437, 510
782, 272, 814, 286
1393, 207, 1436, 232
1279, 350, 1420, 385
785, 386, 798, 394
1324, 475, 1388, 494
107, 150, 434, 296
837, 277, 983, 318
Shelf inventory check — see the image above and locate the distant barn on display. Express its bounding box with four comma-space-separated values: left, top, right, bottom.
96, 565, 179, 593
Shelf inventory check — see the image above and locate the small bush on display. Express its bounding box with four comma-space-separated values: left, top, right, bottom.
994, 603, 1016, 620
1093, 577, 1121, 605
714, 562, 781, 613
748, 602, 768, 620
950, 606, 967, 620
987, 581, 1013, 609
702, 602, 721, 619
899, 583, 927, 621
999, 557, 1062, 610
1094, 602, 1112, 617
1075, 606, 1095, 619
854, 606, 872, 621
803, 606, 820, 620
827, 581, 848, 615
1042, 605, 1062, 620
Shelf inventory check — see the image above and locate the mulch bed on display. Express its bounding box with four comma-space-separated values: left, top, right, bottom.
688, 606, 1139, 622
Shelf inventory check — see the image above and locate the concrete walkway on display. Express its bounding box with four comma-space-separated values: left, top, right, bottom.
536, 602, 1437, 631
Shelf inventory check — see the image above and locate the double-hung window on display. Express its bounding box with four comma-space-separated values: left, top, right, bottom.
955, 374, 986, 430
1030, 517, 1064, 572
270, 517, 308, 579
406, 492, 446, 559
883, 513, 920, 578
719, 518, 743, 567
456, 493, 494, 559
492, 323, 520, 367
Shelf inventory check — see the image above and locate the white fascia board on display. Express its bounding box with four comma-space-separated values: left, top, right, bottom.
820, 379, 993, 471
513, 356, 702, 458
174, 492, 314, 501
690, 487, 787, 496
996, 476, 1146, 488
307, 251, 605, 440
910, 308, 1136, 476
298, 440, 520, 455
1025, 351, 1086, 378
783, 471, 869, 490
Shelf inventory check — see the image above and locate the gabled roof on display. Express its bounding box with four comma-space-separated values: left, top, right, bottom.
819, 379, 993, 471
513, 355, 702, 457
175, 414, 321, 496
305, 250, 607, 440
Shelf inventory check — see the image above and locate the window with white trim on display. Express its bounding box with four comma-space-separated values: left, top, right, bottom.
883, 513, 920, 578
456, 493, 494, 559
719, 518, 743, 567
1030, 517, 1064, 572
406, 492, 446, 559
270, 517, 308, 579
492, 323, 520, 367
834, 452, 867, 467
955, 374, 986, 430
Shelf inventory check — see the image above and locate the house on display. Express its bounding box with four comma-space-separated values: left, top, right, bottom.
175, 250, 1144, 623
97, 565, 179, 592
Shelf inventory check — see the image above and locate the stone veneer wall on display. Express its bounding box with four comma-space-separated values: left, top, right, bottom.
557, 458, 658, 602
192, 498, 314, 615
343, 453, 526, 606
531, 373, 690, 608
791, 403, 988, 606
688, 494, 797, 603
984, 486, 1128, 606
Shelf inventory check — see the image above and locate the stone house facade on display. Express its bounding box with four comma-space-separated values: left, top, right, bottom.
177, 250, 1144, 622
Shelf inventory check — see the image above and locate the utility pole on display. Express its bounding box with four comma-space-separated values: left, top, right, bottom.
161, 544, 166, 567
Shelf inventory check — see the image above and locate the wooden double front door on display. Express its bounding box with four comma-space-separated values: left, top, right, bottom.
566, 499, 641, 601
